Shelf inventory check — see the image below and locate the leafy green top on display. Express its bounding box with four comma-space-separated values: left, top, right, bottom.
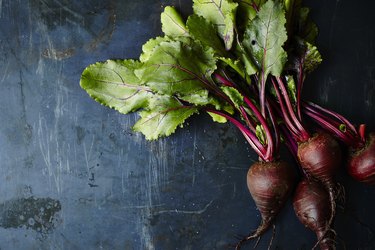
80, 0, 322, 142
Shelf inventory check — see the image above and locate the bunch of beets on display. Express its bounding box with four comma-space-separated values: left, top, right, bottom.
80, 0, 375, 249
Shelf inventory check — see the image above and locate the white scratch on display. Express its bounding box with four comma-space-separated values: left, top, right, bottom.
154, 200, 214, 215
83, 135, 95, 173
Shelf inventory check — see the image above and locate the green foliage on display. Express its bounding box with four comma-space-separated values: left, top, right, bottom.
193, 0, 238, 50
80, 60, 151, 114
133, 96, 198, 140
243, 0, 288, 78
80, 0, 323, 140
161, 6, 189, 37
135, 40, 217, 105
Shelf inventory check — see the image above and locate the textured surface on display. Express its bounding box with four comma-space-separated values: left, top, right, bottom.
0, 0, 374, 249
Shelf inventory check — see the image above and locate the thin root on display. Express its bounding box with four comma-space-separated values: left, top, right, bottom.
312, 228, 337, 250
267, 225, 276, 250
235, 221, 273, 250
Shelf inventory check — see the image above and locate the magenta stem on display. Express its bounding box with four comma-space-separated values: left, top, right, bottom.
271, 78, 303, 140
240, 106, 257, 133
243, 96, 274, 161
207, 109, 267, 160
302, 101, 363, 148
276, 77, 310, 141
304, 101, 358, 135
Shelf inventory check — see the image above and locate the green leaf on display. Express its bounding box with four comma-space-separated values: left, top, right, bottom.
207, 112, 228, 123
186, 14, 227, 57
80, 60, 153, 114
218, 57, 246, 78
283, 0, 302, 37
235, 0, 266, 29
287, 39, 322, 76
297, 7, 318, 43
286, 75, 297, 104
221, 86, 245, 108
256, 124, 266, 145
193, 0, 238, 50
140, 36, 167, 62
243, 0, 288, 77
161, 6, 189, 38
133, 96, 198, 140
236, 45, 258, 76
135, 40, 218, 106
304, 42, 322, 74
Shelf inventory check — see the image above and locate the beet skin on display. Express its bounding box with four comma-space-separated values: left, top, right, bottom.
347, 132, 375, 185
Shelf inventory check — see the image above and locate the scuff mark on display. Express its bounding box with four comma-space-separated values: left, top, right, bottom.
38, 114, 72, 194
86, 0, 117, 51
138, 207, 155, 250
0, 196, 61, 236
319, 77, 337, 104
41, 47, 75, 60
154, 200, 214, 215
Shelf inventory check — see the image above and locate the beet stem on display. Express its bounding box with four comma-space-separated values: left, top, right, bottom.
243, 96, 275, 160
271, 78, 302, 139
303, 109, 355, 146
207, 109, 267, 158
359, 124, 366, 142
304, 101, 358, 134
276, 76, 310, 141
239, 106, 257, 133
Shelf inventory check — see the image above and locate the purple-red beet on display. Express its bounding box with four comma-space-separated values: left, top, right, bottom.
302, 102, 375, 185
347, 132, 375, 185
293, 179, 336, 250
236, 161, 296, 249
297, 132, 342, 230
297, 132, 342, 183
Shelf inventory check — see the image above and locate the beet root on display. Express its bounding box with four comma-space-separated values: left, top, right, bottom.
297, 132, 342, 183
293, 179, 336, 250
235, 161, 296, 249
297, 132, 342, 232
347, 132, 375, 185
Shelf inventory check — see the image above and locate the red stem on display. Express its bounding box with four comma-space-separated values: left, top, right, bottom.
359, 124, 366, 143
207, 109, 267, 160
266, 100, 280, 158
243, 96, 274, 161
302, 101, 363, 148
271, 78, 303, 141
304, 101, 358, 135
276, 77, 310, 141
303, 109, 355, 146
239, 106, 257, 133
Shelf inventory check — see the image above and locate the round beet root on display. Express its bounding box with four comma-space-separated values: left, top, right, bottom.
293, 179, 336, 250
246, 161, 296, 236
297, 133, 342, 183
236, 161, 296, 249
347, 132, 375, 185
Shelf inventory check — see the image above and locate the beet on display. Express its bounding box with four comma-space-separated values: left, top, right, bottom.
347, 132, 375, 185
297, 132, 342, 240
297, 133, 342, 183
235, 161, 296, 249
293, 179, 336, 250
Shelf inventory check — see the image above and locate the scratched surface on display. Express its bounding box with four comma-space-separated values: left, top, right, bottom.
0, 0, 374, 249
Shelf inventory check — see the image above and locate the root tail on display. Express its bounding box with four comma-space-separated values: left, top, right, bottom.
235, 220, 273, 250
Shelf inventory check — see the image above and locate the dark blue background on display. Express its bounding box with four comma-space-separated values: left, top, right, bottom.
0, 0, 374, 249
